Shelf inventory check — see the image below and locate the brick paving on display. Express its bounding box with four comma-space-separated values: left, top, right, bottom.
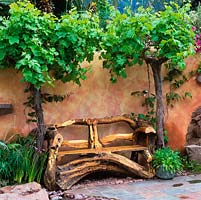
68, 174, 201, 200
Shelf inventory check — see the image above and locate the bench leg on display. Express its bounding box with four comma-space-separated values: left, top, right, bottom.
131, 150, 153, 173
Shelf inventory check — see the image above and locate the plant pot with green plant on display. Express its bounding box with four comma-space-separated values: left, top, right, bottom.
152, 147, 183, 179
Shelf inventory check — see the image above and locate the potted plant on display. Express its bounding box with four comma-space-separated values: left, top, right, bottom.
152, 147, 183, 179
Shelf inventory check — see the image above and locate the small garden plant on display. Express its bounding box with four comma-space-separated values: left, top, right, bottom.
152, 147, 183, 174
0, 135, 47, 187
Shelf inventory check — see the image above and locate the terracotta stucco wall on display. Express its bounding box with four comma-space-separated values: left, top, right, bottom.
0, 54, 201, 150
163, 54, 201, 151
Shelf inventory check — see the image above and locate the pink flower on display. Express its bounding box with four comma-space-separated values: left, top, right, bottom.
197, 47, 201, 53
194, 33, 201, 53
195, 37, 201, 53
192, 26, 196, 31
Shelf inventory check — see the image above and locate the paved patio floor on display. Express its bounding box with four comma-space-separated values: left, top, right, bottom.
69, 174, 201, 200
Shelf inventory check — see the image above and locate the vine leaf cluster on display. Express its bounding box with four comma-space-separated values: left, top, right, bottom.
164, 63, 194, 108
131, 90, 156, 127
23, 85, 67, 123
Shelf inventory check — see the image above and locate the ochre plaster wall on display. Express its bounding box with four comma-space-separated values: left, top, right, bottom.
0, 54, 201, 151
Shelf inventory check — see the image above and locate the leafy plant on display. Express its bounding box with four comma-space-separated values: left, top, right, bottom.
166, 91, 192, 107
23, 85, 67, 123
190, 3, 201, 34
162, 60, 193, 108
131, 90, 156, 127
182, 157, 201, 173
96, 0, 110, 29
101, 2, 195, 147
152, 147, 183, 173
196, 61, 201, 75
163, 129, 169, 144
195, 33, 201, 52
0, 135, 47, 185
0, 0, 17, 16
190, 3, 201, 52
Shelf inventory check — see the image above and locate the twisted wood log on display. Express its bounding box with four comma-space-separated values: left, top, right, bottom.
55, 115, 137, 129
44, 133, 63, 190
56, 153, 155, 190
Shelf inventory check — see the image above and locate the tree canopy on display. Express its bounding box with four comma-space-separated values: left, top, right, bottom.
101, 2, 195, 146
0, 1, 101, 88
101, 3, 195, 82
0, 0, 101, 149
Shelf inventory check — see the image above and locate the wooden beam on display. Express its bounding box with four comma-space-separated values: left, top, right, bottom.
61, 140, 88, 149
101, 133, 133, 145
58, 145, 148, 157
61, 133, 134, 149
55, 115, 137, 129
92, 123, 102, 149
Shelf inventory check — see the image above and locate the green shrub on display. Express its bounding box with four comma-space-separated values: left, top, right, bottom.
182, 156, 201, 173
0, 135, 47, 186
152, 147, 183, 173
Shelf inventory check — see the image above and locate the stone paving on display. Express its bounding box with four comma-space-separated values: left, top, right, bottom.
69, 174, 201, 200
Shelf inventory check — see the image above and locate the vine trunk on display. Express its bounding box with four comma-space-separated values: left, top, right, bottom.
30, 84, 46, 151
151, 62, 165, 148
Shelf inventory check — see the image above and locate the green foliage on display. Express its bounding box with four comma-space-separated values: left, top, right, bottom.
152, 147, 183, 173
164, 64, 193, 108
164, 63, 183, 82
163, 129, 169, 144
23, 85, 67, 123
182, 157, 201, 173
0, 1, 56, 88
190, 3, 201, 34
53, 9, 101, 85
0, 1, 101, 88
96, 0, 110, 29
65, 0, 87, 12
166, 92, 182, 107
0, 135, 47, 186
166, 91, 192, 107
131, 90, 156, 127
196, 62, 201, 74
101, 2, 195, 81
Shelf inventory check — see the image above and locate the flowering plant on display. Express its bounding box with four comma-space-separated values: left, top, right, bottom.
195, 33, 201, 53
190, 4, 201, 53
192, 26, 201, 53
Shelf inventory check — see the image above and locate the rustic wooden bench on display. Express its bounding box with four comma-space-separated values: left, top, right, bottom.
44, 115, 156, 190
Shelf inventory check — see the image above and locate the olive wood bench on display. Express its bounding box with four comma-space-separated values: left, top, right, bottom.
44, 115, 156, 190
